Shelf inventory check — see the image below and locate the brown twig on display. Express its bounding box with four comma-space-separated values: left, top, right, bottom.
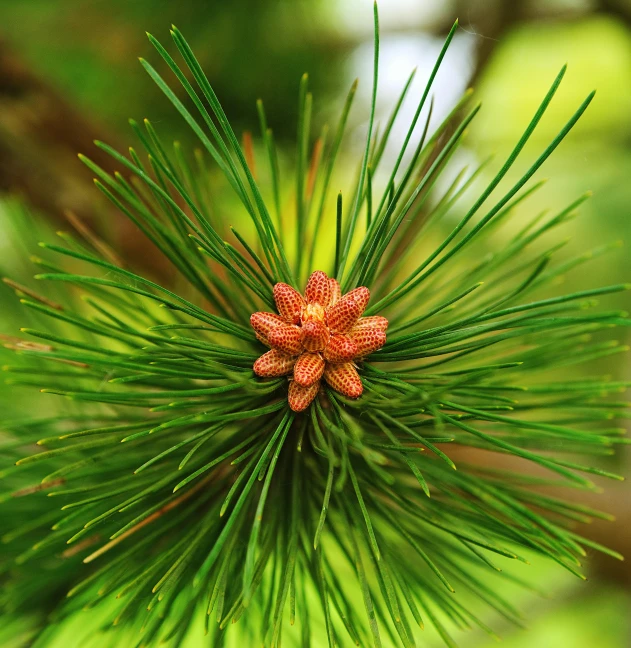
2, 277, 64, 310
83, 473, 215, 564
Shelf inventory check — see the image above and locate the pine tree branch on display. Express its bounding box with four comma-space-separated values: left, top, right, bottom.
0, 39, 172, 280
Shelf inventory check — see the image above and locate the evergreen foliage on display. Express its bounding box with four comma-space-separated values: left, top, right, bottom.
1, 5, 629, 647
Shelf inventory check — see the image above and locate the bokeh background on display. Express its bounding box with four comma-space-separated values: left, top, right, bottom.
0, 0, 629, 646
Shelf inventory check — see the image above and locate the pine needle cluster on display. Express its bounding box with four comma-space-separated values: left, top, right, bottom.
1, 6, 629, 647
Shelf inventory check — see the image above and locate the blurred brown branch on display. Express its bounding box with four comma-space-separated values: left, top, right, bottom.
599, 0, 631, 27
0, 39, 169, 279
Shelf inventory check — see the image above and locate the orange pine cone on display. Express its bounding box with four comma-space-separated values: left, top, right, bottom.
351, 316, 389, 332
294, 353, 325, 387
327, 294, 364, 333
302, 320, 330, 352
349, 328, 387, 357
323, 362, 363, 399
251, 271, 387, 411
304, 270, 331, 306
268, 324, 304, 355
253, 349, 296, 377
250, 312, 285, 341
323, 334, 358, 363
273, 283, 305, 324
329, 278, 342, 305
288, 381, 320, 412
343, 286, 370, 313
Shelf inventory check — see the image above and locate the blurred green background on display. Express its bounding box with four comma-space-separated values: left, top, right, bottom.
0, 0, 629, 646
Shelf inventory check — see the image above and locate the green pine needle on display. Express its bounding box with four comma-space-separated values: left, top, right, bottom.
0, 5, 629, 648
